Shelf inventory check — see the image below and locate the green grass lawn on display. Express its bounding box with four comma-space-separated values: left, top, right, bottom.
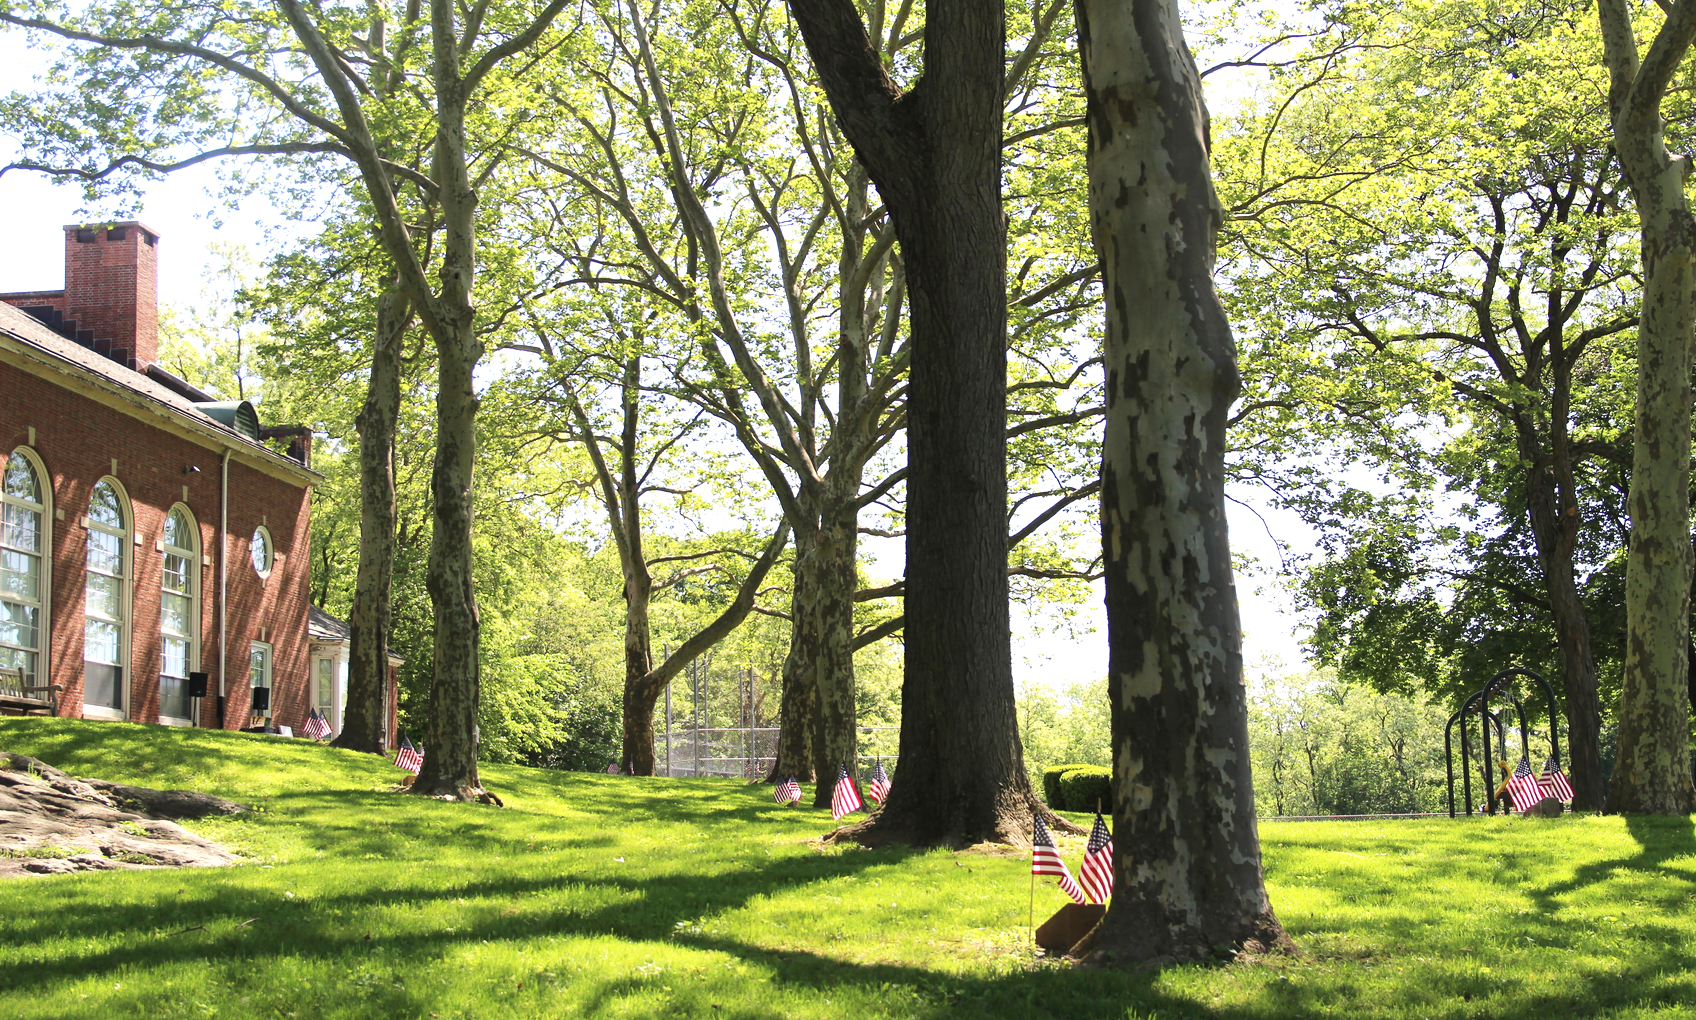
1, 718, 1693, 1020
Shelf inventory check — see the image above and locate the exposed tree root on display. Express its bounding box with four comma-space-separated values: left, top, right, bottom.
406, 781, 504, 806
1071, 908, 1294, 969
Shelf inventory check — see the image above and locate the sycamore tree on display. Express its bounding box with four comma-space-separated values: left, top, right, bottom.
1596, 0, 1696, 813
1072, 0, 1290, 966
0, 0, 574, 800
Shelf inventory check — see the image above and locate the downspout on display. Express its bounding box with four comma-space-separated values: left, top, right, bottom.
218, 448, 231, 727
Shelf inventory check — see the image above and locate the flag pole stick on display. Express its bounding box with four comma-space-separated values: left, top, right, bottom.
1028, 866, 1036, 946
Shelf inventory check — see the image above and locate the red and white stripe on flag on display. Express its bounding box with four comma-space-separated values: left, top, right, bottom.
1078, 813, 1114, 904
1032, 816, 1087, 905
831, 765, 864, 820
1506, 772, 1543, 812
1539, 761, 1575, 801
394, 737, 423, 775
774, 776, 802, 804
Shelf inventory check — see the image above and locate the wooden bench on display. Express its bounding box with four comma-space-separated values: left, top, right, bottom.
0, 666, 60, 716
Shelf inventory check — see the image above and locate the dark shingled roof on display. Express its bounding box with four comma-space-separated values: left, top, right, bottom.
308, 605, 351, 643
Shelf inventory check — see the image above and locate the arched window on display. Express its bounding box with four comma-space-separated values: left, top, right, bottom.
159, 506, 198, 722
84, 478, 130, 716
1, 450, 48, 687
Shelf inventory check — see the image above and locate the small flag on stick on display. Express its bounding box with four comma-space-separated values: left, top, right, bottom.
1078, 812, 1114, 904
605, 761, 621, 775
830, 764, 864, 820
865, 761, 891, 804
394, 735, 423, 775
774, 775, 802, 805
1506, 757, 1543, 812
1032, 816, 1086, 905
1539, 759, 1575, 802
302, 708, 331, 741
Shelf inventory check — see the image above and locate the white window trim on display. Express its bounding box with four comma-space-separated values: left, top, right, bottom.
82, 476, 131, 721
250, 525, 273, 579
249, 640, 273, 725
1, 447, 50, 692
310, 642, 348, 738
157, 504, 198, 725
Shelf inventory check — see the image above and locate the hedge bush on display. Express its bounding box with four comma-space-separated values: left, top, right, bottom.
1059, 765, 1112, 813
1043, 764, 1094, 807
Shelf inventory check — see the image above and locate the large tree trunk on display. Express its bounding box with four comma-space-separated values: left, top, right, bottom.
1597, 0, 1696, 815
334, 275, 409, 754
1072, 0, 1290, 965
771, 530, 818, 783
789, 0, 1047, 847
412, 46, 489, 803
805, 500, 859, 806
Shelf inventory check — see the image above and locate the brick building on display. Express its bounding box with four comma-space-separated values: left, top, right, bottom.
0, 222, 396, 743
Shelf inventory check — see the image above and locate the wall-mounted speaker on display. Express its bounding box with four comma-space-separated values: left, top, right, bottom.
187, 672, 209, 698
250, 686, 270, 712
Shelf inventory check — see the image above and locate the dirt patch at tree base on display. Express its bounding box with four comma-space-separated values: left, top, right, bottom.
0, 752, 246, 878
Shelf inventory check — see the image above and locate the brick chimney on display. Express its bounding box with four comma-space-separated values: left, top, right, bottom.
62, 222, 160, 370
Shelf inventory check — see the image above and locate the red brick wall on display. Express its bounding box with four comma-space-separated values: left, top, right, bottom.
1, 359, 312, 730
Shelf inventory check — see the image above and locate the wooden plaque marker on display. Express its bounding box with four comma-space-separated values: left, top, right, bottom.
1034, 903, 1105, 953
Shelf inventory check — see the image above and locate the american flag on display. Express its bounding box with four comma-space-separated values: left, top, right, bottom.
1539, 758, 1575, 801
1078, 812, 1114, 904
830, 764, 864, 820
1506, 756, 1543, 811
1032, 815, 1086, 904
865, 761, 891, 804
302, 708, 331, 741
774, 774, 801, 805
394, 735, 423, 775
605, 761, 621, 775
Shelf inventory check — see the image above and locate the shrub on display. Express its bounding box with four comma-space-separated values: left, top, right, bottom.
1043, 763, 1094, 807
1059, 765, 1112, 813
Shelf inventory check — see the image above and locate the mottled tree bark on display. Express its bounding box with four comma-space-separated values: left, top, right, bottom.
1597, 0, 1696, 815
1072, 0, 1290, 964
412, 45, 488, 801
787, 0, 1047, 845
333, 276, 410, 754
804, 501, 859, 805
771, 532, 818, 783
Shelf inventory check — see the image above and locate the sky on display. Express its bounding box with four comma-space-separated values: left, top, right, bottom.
0, 25, 1316, 696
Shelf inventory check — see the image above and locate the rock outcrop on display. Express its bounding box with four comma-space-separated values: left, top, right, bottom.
0, 753, 247, 878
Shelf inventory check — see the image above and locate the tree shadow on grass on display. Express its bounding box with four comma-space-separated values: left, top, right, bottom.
1528, 812, 1696, 914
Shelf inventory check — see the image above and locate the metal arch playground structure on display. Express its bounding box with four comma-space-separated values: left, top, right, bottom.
1444, 667, 1562, 817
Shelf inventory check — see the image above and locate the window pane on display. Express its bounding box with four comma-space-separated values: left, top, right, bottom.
164, 509, 193, 551
87, 529, 122, 576
89, 481, 122, 528
162, 635, 188, 679
159, 672, 189, 720
3, 454, 38, 502
317, 659, 333, 707
0, 600, 38, 651
161, 591, 191, 636
250, 645, 269, 686
85, 662, 122, 710
163, 553, 190, 595
251, 529, 270, 574
0, 549, 39, 601
2, 503, 40, 553
0, 646, 35, 683
85, 573, 123, 621
85, 618, 121, 665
